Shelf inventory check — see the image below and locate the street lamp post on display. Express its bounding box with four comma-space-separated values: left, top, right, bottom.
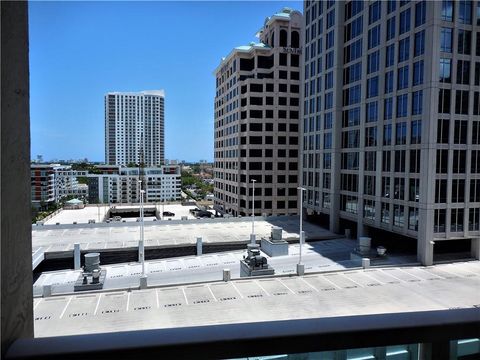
138, 181, 147, 288
297, 187, 306, 275
250, 179, 256, 245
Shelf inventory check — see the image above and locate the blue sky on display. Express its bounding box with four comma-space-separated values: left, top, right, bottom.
29, 1, 302, 163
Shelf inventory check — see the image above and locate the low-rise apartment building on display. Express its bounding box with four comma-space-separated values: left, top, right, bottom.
31, 164, 88, 207
86, 165, 181, 204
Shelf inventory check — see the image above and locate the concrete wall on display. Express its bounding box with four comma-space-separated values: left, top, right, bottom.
32, 215, 297, 231
1, 1, 34, 355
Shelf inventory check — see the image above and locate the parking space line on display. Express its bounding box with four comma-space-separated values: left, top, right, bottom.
93, 294, 102, 315
230, 282, 244, 299
207, 286, 218, 302
380, 269, 406, 283
181, 287, 189, 305
275, 279, 295, 294
254, 280, 270, 296
299, 277, 320, 292
59, 297, 72, 319
398, 268, 424, 281
126, 292, 131, 312
320, 275, 342, 290
361, 271, 386, 285
33, 299, 43, 310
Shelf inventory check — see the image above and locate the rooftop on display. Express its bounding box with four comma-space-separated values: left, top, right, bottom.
40, 204, 199, 226
33, 215, 338, 255
106, 90, 165, 97
33, 260, 480, 338
33, 239, 374, 296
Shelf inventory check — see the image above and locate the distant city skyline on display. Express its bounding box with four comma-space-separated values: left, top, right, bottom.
29, 1, 301, 162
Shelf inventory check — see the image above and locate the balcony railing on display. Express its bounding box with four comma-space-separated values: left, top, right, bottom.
5, 308, 480, 360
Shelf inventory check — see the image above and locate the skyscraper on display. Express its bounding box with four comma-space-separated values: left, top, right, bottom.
213, 8, 303, 217
302, 0, 480, 265
105, 90, 165, 166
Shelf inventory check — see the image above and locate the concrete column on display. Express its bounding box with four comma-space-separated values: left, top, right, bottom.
1, 1, 33, 356
418, 239, 434, 266
471, 238, 480, 260
344, 228, 351, 239
42, 285, 52, 298
139, 275, 148, 289
357, 223, 369, 238
418, 206, 435, 266
296, 263, 305, 276
74, 243, 81, 270
223, 269, 231, 282
196, 237, 202, 256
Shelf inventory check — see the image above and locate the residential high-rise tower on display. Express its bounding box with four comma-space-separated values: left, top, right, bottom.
105, 90, 165, 166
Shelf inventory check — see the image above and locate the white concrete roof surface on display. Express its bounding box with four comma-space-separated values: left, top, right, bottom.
33, 239, 369, 296
33, 216, 338, 254
42, 204, 200, 225
33, 260, 480, 338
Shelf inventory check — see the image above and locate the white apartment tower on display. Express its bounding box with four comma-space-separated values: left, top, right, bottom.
105, 90, 165, 166
302, 0, 480, 265
213, 8, 303, 217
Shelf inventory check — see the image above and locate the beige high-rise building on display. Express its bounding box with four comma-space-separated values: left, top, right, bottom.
301, 0, 480, 265
213, 8, 303, 216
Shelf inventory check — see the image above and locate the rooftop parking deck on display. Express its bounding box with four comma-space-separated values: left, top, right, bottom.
33, 260, 480, 338
33, 216, 339, 257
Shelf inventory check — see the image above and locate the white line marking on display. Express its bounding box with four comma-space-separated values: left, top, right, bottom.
433, 266, 460, 278
255, 280, 270, 296
398, 268, 424, 281
360, 271, 386, 285
33, 299, 42, 311
448, 264, 478, 276
181, 287, 189, 305
381, 269, 405, 283
342, 273, 365, 287
418, 268, 444, 279
230, 282, 244, 299
299, 277, 320, 292
59, 297, 72, 319
155, 289, 160, 308
320, 275, 342, 289
93, 294, 102, 315
207, 286, 218, 302
278, 279, 296, 294
126, 292, 131, 312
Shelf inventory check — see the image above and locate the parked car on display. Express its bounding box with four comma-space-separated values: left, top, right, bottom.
196, 210, 212, 218
163, 211, 175, 217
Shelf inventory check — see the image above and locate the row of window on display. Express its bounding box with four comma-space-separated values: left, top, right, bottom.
441, 0, 478, 25
436, 179, 480, 203
438, 90, 480, 115
436, 149, 480, 174
440, 59, 480, 85
440, 28, 480, 55
434, 208, 480, 233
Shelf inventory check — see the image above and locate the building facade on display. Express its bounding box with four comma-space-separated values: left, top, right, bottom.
86, 165, 181, 204
213, 8, 303, 217
105, 90, 165, 167
31, 164, 88, 206
302, 0, 480, 264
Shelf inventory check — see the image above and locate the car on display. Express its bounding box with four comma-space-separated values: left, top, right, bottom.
196, 210, 212, 218
163, 211, 175, 217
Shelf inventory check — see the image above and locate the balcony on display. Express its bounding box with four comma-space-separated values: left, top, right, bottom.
5, 309, 480, 359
